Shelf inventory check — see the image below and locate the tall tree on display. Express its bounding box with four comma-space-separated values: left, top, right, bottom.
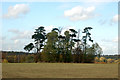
52, 27, 63, 62
58, 35, 65, 62
64, 31, 71, 62
82, 27, 93, 62
69, 29, 78, 53
23, 25, 102, 63
24, 26, 46, 63
72, 29, 81, 63
43, 31, 58, 62
32, 26, 46, 53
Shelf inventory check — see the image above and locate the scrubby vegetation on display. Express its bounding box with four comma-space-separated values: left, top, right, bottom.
95, 56, 120, 64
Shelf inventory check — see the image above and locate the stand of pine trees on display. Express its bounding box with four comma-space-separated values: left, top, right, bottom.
23, 26, 103, 63
2, 26, 103, 63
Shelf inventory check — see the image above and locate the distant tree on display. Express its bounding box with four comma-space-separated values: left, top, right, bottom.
20, 54, 26, 63
7, 55, 14, 63
25, 54, 34, 63
14, 55, 17, 63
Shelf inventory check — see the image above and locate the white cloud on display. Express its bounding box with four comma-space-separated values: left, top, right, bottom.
64, 6, 97, 21
5, 26, 58, 51
2, 35, 33, 51
2, 39, 26, 51
3, 4, 30, 19
100, 14, 118, 26
101, 37, 118, 43
98, 19, 107, 25
99, 41, 118, 55
14, 39, 19, 44
99, 37, 118, 55
58, 4, 71, 9
8, 29, 21, 34
45, 25, 55, 33
113, 37, 118, 43
112, 14, 118, 23
8, 29, 33, 40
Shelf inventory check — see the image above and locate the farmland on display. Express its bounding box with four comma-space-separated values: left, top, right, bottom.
2, 63, 118, 78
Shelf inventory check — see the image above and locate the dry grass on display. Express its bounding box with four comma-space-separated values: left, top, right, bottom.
2, 63, 118, 78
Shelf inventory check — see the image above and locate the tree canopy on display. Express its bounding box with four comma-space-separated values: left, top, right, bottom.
24, 26, 103, 63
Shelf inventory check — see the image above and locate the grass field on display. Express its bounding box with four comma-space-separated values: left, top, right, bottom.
2, 63, 118, 78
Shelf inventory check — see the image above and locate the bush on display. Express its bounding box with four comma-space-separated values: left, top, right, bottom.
94, 57, 99, 62
107, 58, 115, 63
99, 57, 107, 62
114, 60, 119, 64
3, 59, 8, 63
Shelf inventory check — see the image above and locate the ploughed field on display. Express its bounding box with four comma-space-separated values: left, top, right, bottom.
2, 63, 118, 78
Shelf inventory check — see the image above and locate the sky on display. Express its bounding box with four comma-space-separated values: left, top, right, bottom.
1, 1, 118, 55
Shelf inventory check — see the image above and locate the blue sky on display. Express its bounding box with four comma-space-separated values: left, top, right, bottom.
1, 1, 118, 55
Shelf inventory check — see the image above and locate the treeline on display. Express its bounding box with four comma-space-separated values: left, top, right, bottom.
2, 51, 119, 63
95, 56, 120, 64
23, 26, 103, 63
102, 55, 119, 60
2, 53, 34, 63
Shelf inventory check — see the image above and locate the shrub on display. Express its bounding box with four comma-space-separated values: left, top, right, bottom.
94, 57, 99, 62
114, 60, 119, 64
99, 57, 107, 63
107, 58, 115, 63
3, 59, 8, 63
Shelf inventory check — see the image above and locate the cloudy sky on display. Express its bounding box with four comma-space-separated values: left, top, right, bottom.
1, 1, 118, 55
